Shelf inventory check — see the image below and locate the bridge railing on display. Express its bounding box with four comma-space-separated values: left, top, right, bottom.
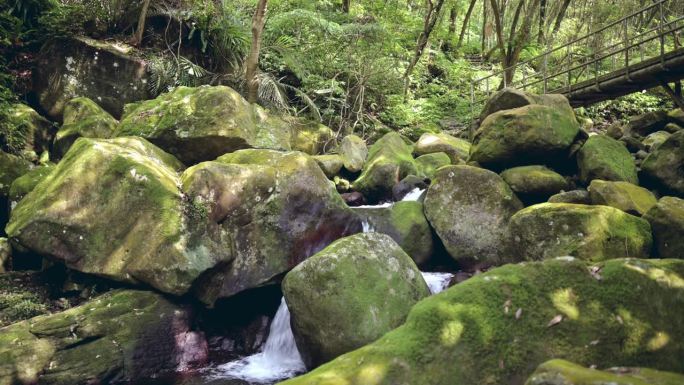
470, 0, 684, 118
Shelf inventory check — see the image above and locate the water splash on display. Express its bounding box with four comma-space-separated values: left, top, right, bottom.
401, 188, 425, 202
421, 271, 454, 294
361, 220, 374, 233
210, 298, 305, 383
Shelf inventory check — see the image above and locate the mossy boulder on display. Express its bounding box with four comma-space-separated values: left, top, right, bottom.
548, 189, 591, 204
588, 180, 657, 216
501, 165, 568, 203
189, 149, 361, 304
414, 132, 471, 163
289, 121, 333, 155
0, 289, 206, 385
352, 201, 434, 265
479, 88, 575, 121
470, 104, 580, 170
353, 132, 418, 202
33, 37, 150, 120
117, 86, 264, 165
641, 130, 684, 196
280, 258, 684, 385
508, 203, 652, 262
577, 135, 637, 185
642, 131, 670, 152
2, 103, 54, 160
0, 151, 32, 197
54, 97, 118, 157
6, 137, 232, 296
339, 134, 368, 172
624, 110, 668, 138
8, 164, 55, 209
643, 196, 684, 259
415, 152, 451, 180
282, 233, 430, 369
424, 165, 523, 268
312, 154, 344, 178
525, 359, 684, 385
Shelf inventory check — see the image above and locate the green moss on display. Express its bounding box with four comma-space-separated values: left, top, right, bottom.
0, 151, 32, 197
280, 258, 684, 385
500, 165, 568, 197
312, 154, 344, 179
339, 134, 367, 172
414, 132, 470, 163
508, 203, 652, 262
415, 152, 451, 180
643, 196, 684, 259
526, 359, 684, 385
641, 130, 684, 196
353, 132, 418, 201
8, 164, 55, 203
470, 104, 580, 169
54, 97, 118, 156
1, 103, 54, 159
588, 180, 657, 216
282, 233, 429, 368
577, 135, 637, 185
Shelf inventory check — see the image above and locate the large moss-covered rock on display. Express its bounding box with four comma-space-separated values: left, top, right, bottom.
424, 165, 523, 268
548, 189, 591, 204
414, 132, 470, 163
415, 152, 451, 180
508, 203, 652, 262
479, 88, 575, 121
642, 131, 670, 152
577, 135, 637, 185
641, 130, 684, 196
353, 132, 418, 202
282, 233, 430, 369
624, 110, 668, 138
0, 151, 32, 197
8, 164, 55, 208
34, 37, 150, 120
289, 121, 334, 155
312, 154, 344, 178
280, 258, 684, 385
54, 97, 118, 156
2, 103, 54, 160
352, 201, 433, 264
643, 196, 684, 259
189, 149, 361, 304
0, 289, 206, 385
117, 86, 263, 165
6, 137, 231, 296
525, 359, 684, 385
588, 180, 657, 216
500, 165, 568, 203
470, 105, 580, 169
339, 134, 367, 172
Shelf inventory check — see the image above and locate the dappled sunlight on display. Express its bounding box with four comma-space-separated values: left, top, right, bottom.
647, 331, 670, 351
617, 308, 650, 354
624, 262, 684, 289
551, 288, 580, 320
355, 363, 387, 385
440, 320, 464, 347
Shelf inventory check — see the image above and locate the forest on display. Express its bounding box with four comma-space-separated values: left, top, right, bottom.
0, 0, 683, 384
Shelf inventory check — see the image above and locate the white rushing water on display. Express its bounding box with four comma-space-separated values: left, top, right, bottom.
211, 265, 451, 384
212, 298, 306, 383
401, 187, 425, 202
420, 271, 454, 294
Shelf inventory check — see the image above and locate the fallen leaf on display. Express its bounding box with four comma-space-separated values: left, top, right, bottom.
504, 299, 511, 314
515, 308, 522, 319
547, 314, 563, 327
616, 315, 624, 325
589, 266, 602, 280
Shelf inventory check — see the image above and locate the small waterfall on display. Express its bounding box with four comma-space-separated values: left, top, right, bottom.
361, 220, 374, 233
401, 188, 425, 202
420, 272, 454, 294
212, 298, 305, 383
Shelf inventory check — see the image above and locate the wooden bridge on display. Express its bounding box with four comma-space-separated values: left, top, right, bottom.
471, 0, 684, 110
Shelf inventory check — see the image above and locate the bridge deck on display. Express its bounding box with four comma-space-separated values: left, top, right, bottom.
554, 47, 684, 107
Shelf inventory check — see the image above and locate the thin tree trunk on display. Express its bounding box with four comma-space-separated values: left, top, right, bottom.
131, 0, 151, 46
481, 0, 488, 54
448, 7, 457, 37
456, 0, 478, 50
551, 0, 571, 37
246, 0, 268, 103
402, 0, 447, 99
538, 0, 546, 44
342, 0, 350, 13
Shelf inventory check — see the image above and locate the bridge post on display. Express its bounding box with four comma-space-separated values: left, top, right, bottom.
624, 19, 631, 81
543, 52, 548, 93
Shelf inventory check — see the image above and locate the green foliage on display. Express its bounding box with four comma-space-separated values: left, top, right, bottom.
584, 91, 674, 125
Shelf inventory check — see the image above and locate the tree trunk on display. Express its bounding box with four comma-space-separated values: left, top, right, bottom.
342, 0, 350, 13
131, 0, 151, 46
538, 0, 546, 44
481, 0, 488, 54
402, 0, 447, 99
551, 0, 571, 37
456, 0, 478, 50
246, 0, 268, 104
